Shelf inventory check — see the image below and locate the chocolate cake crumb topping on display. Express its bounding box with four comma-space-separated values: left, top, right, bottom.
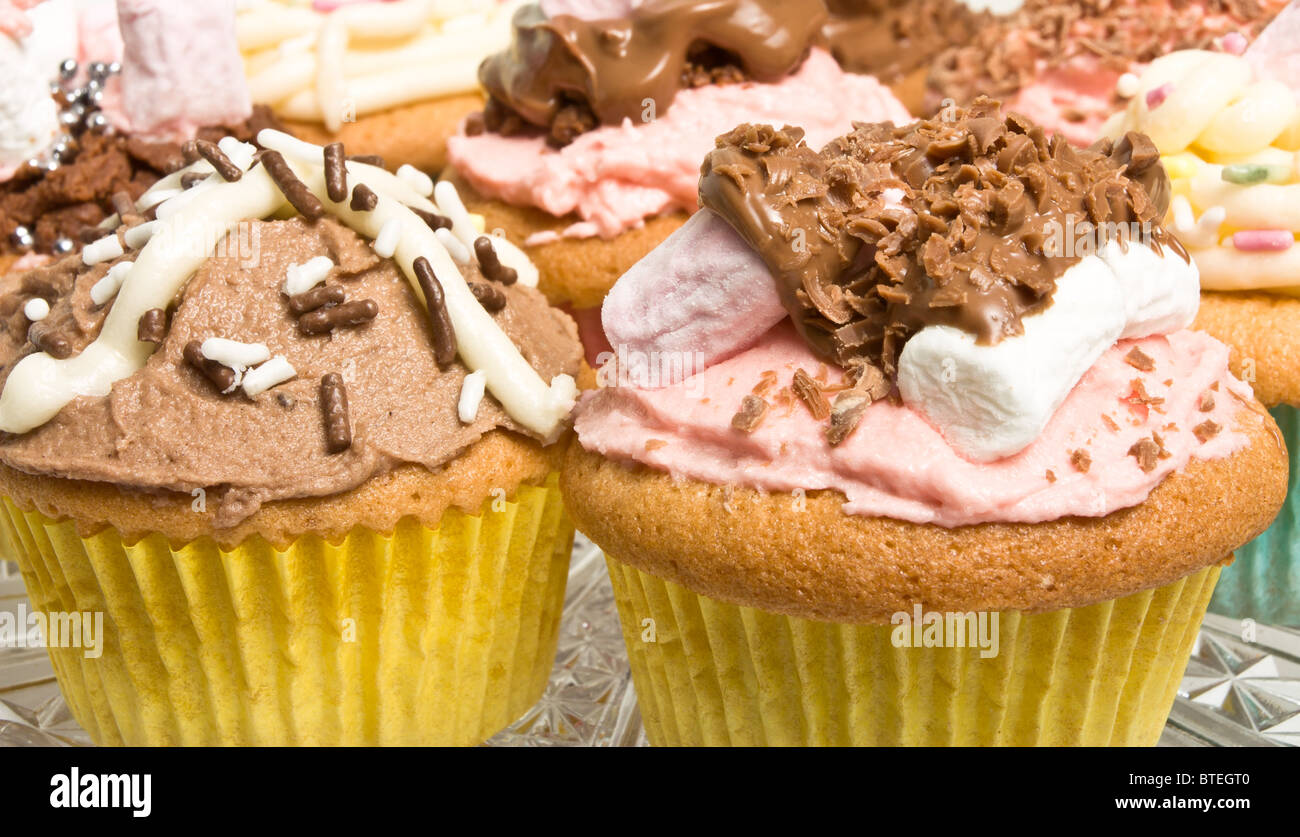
698, 99, 1180, 377
731, 394, 769, 433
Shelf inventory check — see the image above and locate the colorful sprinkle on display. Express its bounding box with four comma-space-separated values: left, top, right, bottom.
1145, 83, 1173, 110
1221, 163, 1291, 185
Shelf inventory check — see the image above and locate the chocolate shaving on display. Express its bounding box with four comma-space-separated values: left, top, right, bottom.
349, 183, 378, 212
287, 284, 346, 315
730, 394, 768, 433
1046, 469, 1057, 483
412, 256, 457, 367
827, 388, 873, 446
1101, 413, 1120, 431
136, 308, 166, 343
298, 299, 379, 335
1194, 420, 1222, 443
469, 281, 507, 312
320, 373, 352, 454
1198, 391, 1216, 412
323, 142, 348, 203
183, 340, 235, 392
1128, 436, 1160, 472
1070, 448, 1092, 473
194, 139, 242, 182
261, 150, 324, 220
792, 368, 830, 420
752, 370, 778, 396
28, 322, 71, 359
1124, 346, 1155, 372
1126, 378, 1164, 408
474, 237, 518, 285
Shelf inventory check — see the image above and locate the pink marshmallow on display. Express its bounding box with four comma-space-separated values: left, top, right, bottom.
600, 209, 786, 383
115, 0, 251, 142
1232, 230, 1295, 251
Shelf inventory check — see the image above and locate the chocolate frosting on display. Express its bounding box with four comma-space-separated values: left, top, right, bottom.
821, 0, 991, 85
478, 0, 827, 146
0, 218, 581, 527
698, 98, 1181, 378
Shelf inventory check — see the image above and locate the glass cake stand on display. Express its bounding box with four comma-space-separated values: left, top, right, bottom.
1, 537, 1295, 747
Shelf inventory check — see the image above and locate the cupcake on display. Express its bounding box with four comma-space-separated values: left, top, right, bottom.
0, 1, 279, 273
443, 0, 910, 361
0, 125, 583, 745
1101, 14, 1300, 625
235, 0, 522, 174
562, 100, 1288, 745
929, 0, 1289, 145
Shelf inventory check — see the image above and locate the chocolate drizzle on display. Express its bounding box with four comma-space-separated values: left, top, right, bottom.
698, 99, 1181, 377
478, 0, 826, 147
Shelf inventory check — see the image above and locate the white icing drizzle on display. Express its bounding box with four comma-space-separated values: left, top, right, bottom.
0, 167, 288, 434
242, 355, 296, 397
458, 369, 487, 423
284, 255, 334, 296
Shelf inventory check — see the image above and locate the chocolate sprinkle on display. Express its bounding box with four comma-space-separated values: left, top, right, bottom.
349, 183, 378, 212
473, 236, 517, 285
180, 140, 201, 166
110, 190, 135, 220
410, 206, 453, 231
298, 299, 379, 335
792, 368, 830, 420
287, 284, 345, 315
183, 340, 236, 392
323, 142, 348, 203
469, 281, 507, 312
28, 322, 71, 359
136, 308, 166, 343
347, 154, 385, 168
412, 256, 457, 367
320, 373, 352, 453
730, 394, 768, 433
195, 139, 242, 182
261, 150, 324, 220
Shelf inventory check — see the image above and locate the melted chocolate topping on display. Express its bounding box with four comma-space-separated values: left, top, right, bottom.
478, 0, 827, 147
821, 0, 992, 85
698, 98, 1183, 378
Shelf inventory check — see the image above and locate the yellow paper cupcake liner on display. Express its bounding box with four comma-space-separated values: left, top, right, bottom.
0, 475, 573, 746
606, 557, 1219, 746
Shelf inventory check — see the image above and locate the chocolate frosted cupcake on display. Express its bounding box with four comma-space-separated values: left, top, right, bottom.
444, 0, 909, 360
563, 101, 1287, 745
1101, 12, 1300, 625
0, 125, 582, 745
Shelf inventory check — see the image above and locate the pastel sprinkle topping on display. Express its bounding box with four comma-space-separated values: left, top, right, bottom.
1232, 230, 1295, 251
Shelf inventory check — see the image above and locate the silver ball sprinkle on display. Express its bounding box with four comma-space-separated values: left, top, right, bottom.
11, 227, 34, 249
52, 237, 74, 255
107, 61, 121, 76
86, 112, 110, 133
88, 61, 109, 81
59, 110, 81, 128
58, 58, 77, 80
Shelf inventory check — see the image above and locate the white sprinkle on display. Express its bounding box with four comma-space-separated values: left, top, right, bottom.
90, 261, 133, 306
201, 337, 271, 369
1116, 72, 1141, 99
83, 234, 124, 266
124, 221, 158, 249
396, 164, 434, 197
374, 218, 401, 258
458, 370, 487, 423
218, 136, 257, 171
433, 180, 474, 234
22, 298, 49, 322
283, 255, 334, 296
436, 227, 469, 264
242, 355, 296, 397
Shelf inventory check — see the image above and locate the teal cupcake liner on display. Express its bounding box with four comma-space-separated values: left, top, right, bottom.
1209, 405, 1299, 627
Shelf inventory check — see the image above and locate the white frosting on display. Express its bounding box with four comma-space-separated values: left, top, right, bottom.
897, 242, 1200, 462
0, 31, 60, 175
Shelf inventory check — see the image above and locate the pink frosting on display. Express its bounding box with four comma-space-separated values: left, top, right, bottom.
1004, 56, 1122, 147
446, 49, 911, 239
576, 322, 1253, 527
